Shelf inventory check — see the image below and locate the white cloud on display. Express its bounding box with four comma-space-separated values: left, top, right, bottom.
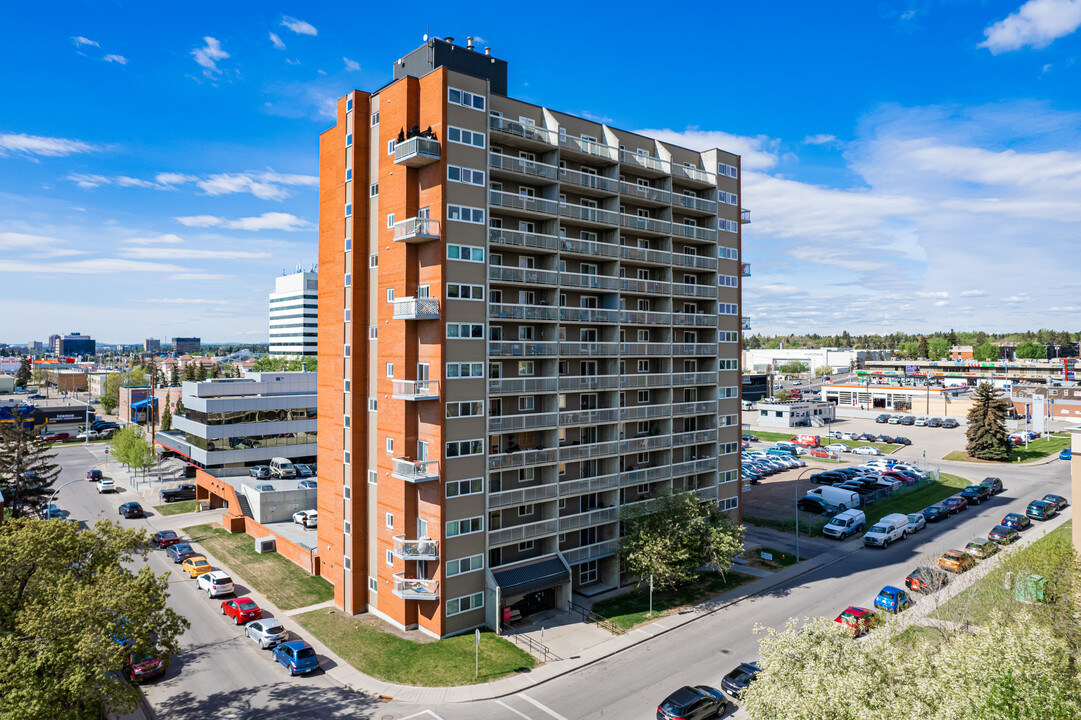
0, 232, 83, 258
1002, 295, 1031, 303
901, 9, 917, 21
960, 289, 988, 297
1049, 305, 1081, 311
123, 247, 272, 260
0, 258, 187, 274
192, 37, 229, 77
175, 212, 311, 231
635, 127, 779, 171
934, 300, 950, 307
170, 272, 233, 281
196, 171, 318, 200
281, 16, 317, 36
155, 173, 197, 186
980, 0, 1081, 53
755, 284, 801, 295
115, 176, 159, 188
916, 291, 950, 298
71, 36, 98, 47
269, 32, 286, 50
66, 173, 110, 188
1, 133, 97, 158
148, 298, 231, 305
103, 54, 128, 65
343, 57, 360, 72
803, 134, 838, 145
121, 233, 185, 245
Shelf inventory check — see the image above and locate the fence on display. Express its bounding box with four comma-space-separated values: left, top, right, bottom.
506, 630, 561, 663
856, 470, 940, 509
567, 600, 626, 635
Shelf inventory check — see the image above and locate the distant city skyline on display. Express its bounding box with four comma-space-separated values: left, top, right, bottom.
1, 1, 1080, 338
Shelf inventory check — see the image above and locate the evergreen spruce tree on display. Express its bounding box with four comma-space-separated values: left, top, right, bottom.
965, 381, 1012, 461
182, 363, 196, 381
194, 363, 207, 381
160, 395, 172, 432
916, 335, 930, 359
0, 410, 61, 518
14, 357, 31, 389
169, 366, 179, 385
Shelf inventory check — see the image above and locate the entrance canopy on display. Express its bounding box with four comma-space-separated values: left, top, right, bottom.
492, 555, 570, 598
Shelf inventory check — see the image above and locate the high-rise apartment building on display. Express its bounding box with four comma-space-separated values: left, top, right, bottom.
269, 270, 319, 357
172, 337, 201, 355
145, 338, 162, 353
317, 38, 745, 638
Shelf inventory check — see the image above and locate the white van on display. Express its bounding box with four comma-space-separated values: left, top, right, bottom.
822, 509, 866, 540
269, 457, 297, 479
863, 513, 909, 548
803, 486, 860, 511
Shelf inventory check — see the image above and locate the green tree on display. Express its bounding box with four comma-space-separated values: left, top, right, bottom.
168, 366, 179, 385
975, 330, 988, 346
160, 395, 172, 432
0, 518, 190, 717
14, 357, 31, 388
927, 337, 949, 360
0, 410, 60, 518
813, 366, 829, 378
619, 491, 744, 591
109, 425, 146, 468
774, 390, 793, 402
1014, 341, 1047, 359
182, 364, 196, 381
778, 361, 808, 376
194, 363, 207, 381
965, 381, 1012, 461
973, 343, 998, 362
916, 335, 930, 359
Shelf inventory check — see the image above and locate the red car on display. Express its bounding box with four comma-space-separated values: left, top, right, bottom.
152, 530, 182, 548
881, 471, 912, 485
126, 651, 167, 682
221, 597, 262, 625
809, 449, 834, 458
943, 496, 968, 514
41, 432, 71, 442
834, 606, 878, 637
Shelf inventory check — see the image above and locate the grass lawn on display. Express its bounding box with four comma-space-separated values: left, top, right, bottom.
743, 514, 830, 538
831, 439, 903, 453
592, 571, 754, 630
943, 434, 1070, 464
153, 499, 199, 516
750, 431, 796, 442
295, 609, 535, 686
862, 473, 969, 526
183, 523, 333, 610
755, 547, 801, 569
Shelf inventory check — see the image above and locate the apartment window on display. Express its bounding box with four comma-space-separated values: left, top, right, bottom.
446, 439, 484, 457
638, 484, 649, 494
346, 168, 353, 182
446, 516, 483, 537
343, 487, 351, 500
447, 244, 484, 262
343, 415, 350, 428
446, 554, 484, 577
579, 561, 598, 584
637, 360, 650, 372
344, 521, 351, 536
344, 556, 351, 570
718, 274, 738, 288
447, 204, 485, 224
385, 549, 394, 566
719, 359, 738, 370
637, 421, 649, 434
448, 283, 484, 301
447, 126, 485, 148
386, 362, 394, 377
517, 504, 535, 518
721, 442, 739, 455
447, 323, 485, 339
343, 451, 350, 464
638, 390, 650, 403
720, 469, 738, 484
446, 477, 483, 498
344, 380, 351, 392
638, 452, 649, 464
721, 414, 738, 426
447, 401, 484, 418
448, 87, 485, 110
722, 497, 739, 511
370, 183, 379, 197
386, 213, 395, 229
720, 303, 738, 315
346, 133, 353, 147
368, 576, 378, 593
371, 111, 379, 126
368, 470, 377, 484
369, 398, 377, 411
518, 361, 534, 376
387, 139, 395, 155
343, 344, 350, 358
518, 541, 535, 552
385, 438, 393, 454
344, 273, 351, 287
721, 386, 739, 398
721, 332, 739, 342
719, 246, 739, 260
347, 98, 354, 112
447, 362, 484, 378
446, 591, 484, 617
519, 396, 535, 412
369, 326, 377, 339
447, 165, 485, 186
345, 204, 352, 217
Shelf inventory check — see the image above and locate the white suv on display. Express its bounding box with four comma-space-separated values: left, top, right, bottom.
197, 570, 234, 598
96, 478, 116, 494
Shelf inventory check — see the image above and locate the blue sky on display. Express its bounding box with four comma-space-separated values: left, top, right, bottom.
1, 1, 1080, 343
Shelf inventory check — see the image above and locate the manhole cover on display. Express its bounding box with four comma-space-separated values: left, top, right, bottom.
719, 648, 731, 654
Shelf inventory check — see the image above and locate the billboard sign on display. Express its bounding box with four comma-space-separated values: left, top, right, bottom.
904, 365, 918, 376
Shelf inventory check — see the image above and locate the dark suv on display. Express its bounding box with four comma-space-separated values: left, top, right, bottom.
87, 469, 103, 482
657, 685, 728, 720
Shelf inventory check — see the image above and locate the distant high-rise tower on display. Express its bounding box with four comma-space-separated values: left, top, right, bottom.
145, 338, 161, 353
172, 337, 201, 355
269, 270, 319, 356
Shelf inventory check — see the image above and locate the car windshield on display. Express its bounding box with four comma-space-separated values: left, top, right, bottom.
131, 652, 158, 664
173, 544, 192, 552
194, 560, 208, 567
240, 602, 258, 611
907, 514, 921, 522
869, 525, 888, 534
160, 531, 177, 538
296, 648, 316, 659
840, 612, 859, 623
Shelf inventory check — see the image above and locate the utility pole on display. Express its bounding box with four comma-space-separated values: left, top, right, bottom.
146, 356, 160, 485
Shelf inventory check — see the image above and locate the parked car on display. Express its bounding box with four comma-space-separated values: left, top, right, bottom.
905, 566, 950, 593
797, 497, 839, 515
1061, 448, 1073, 460
246, 618, 289, 649
943, 496, 969, 514
253, 484, 275, 492
913, 418, 928, 427
863, 513, 909, 548
959, 485, 991, 506
899, 416, 916, 425
1040, 494, 1069, 512
87, 469, 103, 482
125, 650, 168, 683
159, 483, 196, 503
1026, 499, 1057, 520
811, 471, 846, 485
96, 478, 116, 494
926, 418, 942, 428
841, 431, 860, 440
856, 433, 877, 442
874, 435, 894, 444
941, 418, 959, 428
892, 436, 912, 446
181, 556, 213, 579
906, 513, 926, 533
165, 543, 199, 563
76, 430, 104, 441
887, 415, 901, 425
152, 530, 182, 548
741, 434, 758, 442
939, 550, 976, 573
873, 586, 912, 614
825, 443, 849, 454
197, 570, 235, 598
834, 606, 878, 637
979, 477, 1004, 495
41, 432, 71, 442
988, 525, 1020, 545
853, 446, 881, 456
118, 502, 143, 519
222, 597, 263, 625
249, 465, 271, 479
965, 537, 1000, 559
657, 685, 728, 720
274, 640, 321, 676
295, 463, 315, 478
1001, 512, 1032, 531
298, 479, 318, 490
720, 662, 760, 697
875, 414, 890, 424
293, 509, 318, 527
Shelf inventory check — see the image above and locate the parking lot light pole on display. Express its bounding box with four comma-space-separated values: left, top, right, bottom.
794, 467, 816, 562
46, 478, 85, 517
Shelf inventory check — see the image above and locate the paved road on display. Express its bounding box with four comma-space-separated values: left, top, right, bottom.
46, 443, 1070, 720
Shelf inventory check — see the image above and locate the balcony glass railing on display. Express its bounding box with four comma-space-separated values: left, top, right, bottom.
672, 400, 718, 416
558, 167, 619, 193
559, 341, 620, 356
560, 271, 619, 291
489, 518, 559, 546
672, 223, 717, 241
672, 429, 719, 447
674, 164, 716, 184
672, 283, 718, 299
392, 573, 439, 601
671, 457, 718, 476
391, 379, 439, 400
674, 194, 718, 213
671, 312, 718, 327
621, 435, 672, 453
559, 135, 619, 161
620, 277, 670, 294
620, 373, 673, 389
488, 448, 557, 471
489, 115, 558, 145
561, 539, 619, 564
557, 473, 621, 497
392, 297, 440, 320
619, 182, 673, 205
489, 227, 561, 252
392, 535, 439, 561
489, 152, 559, 180
672, 343, 718, 356
391, 458, 438, 483
671, 253, 718, 270
621, 403, 670, 421
489, 483, 560, 509
619, 214, 672, 235
742, 316, 752, 330
489, 303, 558, 321
619, 150, 671, 174
741, 262, 751, 277
559, 236, 620, 258
620, 244, 672, 265
558, 506, 619, 532
671, 371, 718, 386
622, 466, 673, 485
560, 374, 620, 391
489, 341, 560, 357
619, 310, 672, 325
620, 342, 671, 356
393, 217, 440, 243
740, 208, 751, 224
559, 440, 620, 462
489, 265, 560, 287
488, 377, 559, 395
488, 412, 559, 433
559, 408, 620, 427
490, 190, 560, 215
393, 136, 441, 167
559, 202, 620, 226
560, 307, 618, 323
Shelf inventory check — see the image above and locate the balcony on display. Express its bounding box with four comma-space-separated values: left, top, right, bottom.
674, 163, 716, 185
561, 271, 619, 291
488, 412, 559, 433
621, 403, 671, 421
671, 312, 717, 328
672, 400, 718, 416
620, 244, 672, 265
674, 194, 718, 214
393, 296, 439, 320
619, 149, 671, 175
619, 181, 672, 206
559, 167, 619, 194
671, 457, 718, 476
619, 213, 672, 236
391, 458, 439, 483
560, 374, 620, 392
489, 227, 561, 252
489, 448, 557, 471
560, 307, 618, 324
560, 440, 620, 462
672, 224, 718, 242
740, 208, 751, 224
489, 265, 559, 287
620, 373, 673, 389
562, 539, 619, 565
622, 465, 673, 486
619, 310, 671, 325
489, 303, 558, 322
672, 283, 718, 299
559, 341, 620, 356
489, 482, 560, 509
559, 202, 620, 226
672, 343, 717, 357
391, 379, 439, 401
620, 277, 670, 294
489, 341, 559, 357
392, 573, 439, 601
489, 115, 558, 146
490, 189, 559, 216
671, 252, 717, 270
621, 435, 672, 453
393, 136, 441, 167
558, 506, 619, 532
557, 472, 621, 497
560, 236, 620, 258
489, 518, 559, 546
742, 316, 752, 331
741, 262, 751, 277
393, 217, 440, 243
559, 134, 619, 161
671, 371, 718, 386
672, 429, 719, 447
559, 408, 620, 427
621, 342, 671, 356
392, 535, 439, 561
489, 151, 559, 180
488, 377, 559, 395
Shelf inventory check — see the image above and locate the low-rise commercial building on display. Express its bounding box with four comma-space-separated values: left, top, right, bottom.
1010, 384, 1081, 421
743, 348, 889, 375
754, 399, 835, 428
44, 370, 88, 393
863, 358, 1077, 387
823, 381, 956, 413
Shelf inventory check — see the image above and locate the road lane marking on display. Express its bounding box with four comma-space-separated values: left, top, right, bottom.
517, 694, 570, 720
634, 626, 654, 636
494, 700, 534, 719
400, 711, 445, 720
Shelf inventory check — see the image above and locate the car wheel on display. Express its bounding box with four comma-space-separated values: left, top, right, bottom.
233, 615, 240, 626
289, 666, 297, 677
206, 588, 212, 598
901, 531, 907, 540
221, 605, 226, 615
260, 639, 268, 649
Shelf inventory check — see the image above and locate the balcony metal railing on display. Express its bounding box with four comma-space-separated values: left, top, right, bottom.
672, 283, 718, 299
621, 403, 671, 421
672, 400, 718, 416
559, 440, 620, 462
488, 303, 558, 322
393, 297, 440, 320
622, 465, 673, 485
489, 482, 560, 509
393, 217, 440, 243
558, 506, 619, 532
491, 190, 560, 215
489, 152, 559, 180
557, 473, 621, 497
392, 535, 439, 561
559, 202, 620, 226
742, 316, 752, 331
619, 150, 671, 174
559, 341, 620, 356
671, 313, 718, 327
620, 373, 674, 389
620, 244, 672, 265
560, 408, 620, 427
560, 307, 618, 324
489, 377, 559, 395
621, 435, 672, 453
560, 374, 620, 392
672, 429, 719, 447
489, 341, 560, 357
671, 457, 718, 476
392, 573, 439, 601
620, 277, 671, 294
675, 194, 718, 214
488, 412, 559, 433
619, 310, 671, 325
489, 518, 559, 546
620, 342, 671, 357
671, 252, 718, 270
558, 167, 619, 193
740, 208, 751, 224
671, 371, 718, 386
619, 214, 672, 235
695, 485, 720, 502
489, 227, 561, 252
619, 182, 673, 205
562, 539, 619, 565
489, 448, 557, 471
671, 224, 718, 242
559, 135, 619, 161
741, 262, 751, 277
391, 458, 439, 483
489, 115, 558, 145
672, 343, 718, 356
560, 236, 620, 258
489, 265, 560, 287
391, 379, 439, 400
393, 136, 441, 167
674, 164, 716, 184
560, 271, 620, 291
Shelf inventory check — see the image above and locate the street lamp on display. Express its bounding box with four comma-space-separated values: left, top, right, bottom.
793, 467, 817, 562
46, 477, 86, 517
